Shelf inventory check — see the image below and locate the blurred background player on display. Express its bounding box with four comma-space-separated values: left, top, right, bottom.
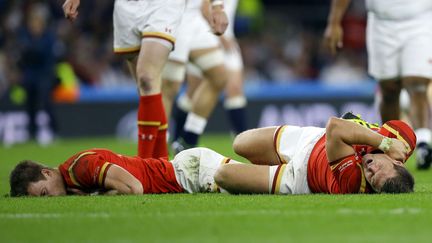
18, 3, 58, 145
63, 0, 186, 159
171, 0, 247, 144
323, 0, 432, 169
160, 0, 229, 153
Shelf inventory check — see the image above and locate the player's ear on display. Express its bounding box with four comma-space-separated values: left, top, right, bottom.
41, 168, 52, 178
394, 160, 404, 166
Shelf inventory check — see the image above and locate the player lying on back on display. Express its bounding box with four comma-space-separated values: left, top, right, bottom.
9, 147, 234, 196
215, 114, 416, 194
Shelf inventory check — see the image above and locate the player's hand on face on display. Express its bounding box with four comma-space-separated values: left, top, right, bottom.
210, 6, 228, 36
323, 24, 343, 56
62, 0, 80, 21
386, 138, 408, 163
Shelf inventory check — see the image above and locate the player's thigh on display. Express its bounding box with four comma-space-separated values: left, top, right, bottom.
366, 14, 400, 80
214, 163, 269, 194
136, 41, 171, 78
233, 126, 279, 165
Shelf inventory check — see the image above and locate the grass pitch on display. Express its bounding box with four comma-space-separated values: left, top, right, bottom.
1, 134, 432, 243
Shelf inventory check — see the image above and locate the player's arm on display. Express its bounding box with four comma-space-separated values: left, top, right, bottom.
325, 117, 408, 162
103, 165, 143, 195
62, 0, 80, 21
233, 127, 281, 165
203, 0, 228, 36
323, 0, 351, 55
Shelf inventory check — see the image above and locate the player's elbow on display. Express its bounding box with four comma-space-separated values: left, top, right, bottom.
326, 117, 342, 139
129, 182, 144, 195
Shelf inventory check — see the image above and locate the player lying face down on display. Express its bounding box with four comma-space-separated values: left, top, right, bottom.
9, 147, 232, 197
214, 116, 416, 194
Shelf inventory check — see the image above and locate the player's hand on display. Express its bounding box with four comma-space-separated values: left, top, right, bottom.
386, 138, 409, 163
209, 5, 228, 36
323, 23, 343, 56
62, 0, 80, 21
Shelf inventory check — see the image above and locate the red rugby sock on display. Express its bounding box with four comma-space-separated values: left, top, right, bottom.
137, 94, 164, 158
153, 109, 169, 159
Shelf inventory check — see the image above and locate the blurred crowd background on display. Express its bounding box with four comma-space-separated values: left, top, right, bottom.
0, 0, 372, 102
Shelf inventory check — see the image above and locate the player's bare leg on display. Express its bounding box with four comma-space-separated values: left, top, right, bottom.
403, 76, 432, 169
214, 163, 269, 194
170, 69, 202, 142
161, 60, 184, 119
173, 47, 227, 151
233, 127, 280, 165
135, 40, 171, 158
224, 59, 247, 135
378, 79, 402, 123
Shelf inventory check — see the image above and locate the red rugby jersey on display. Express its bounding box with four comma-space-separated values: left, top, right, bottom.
307, 135, 374, 194
58, 149, 183, 194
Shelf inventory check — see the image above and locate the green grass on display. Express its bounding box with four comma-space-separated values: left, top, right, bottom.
1, 134, 432, 243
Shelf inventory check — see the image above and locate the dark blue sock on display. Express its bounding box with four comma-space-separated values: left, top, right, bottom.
226, 107, 247, 134
181, 131, 199, 146
172, 103, 188, 141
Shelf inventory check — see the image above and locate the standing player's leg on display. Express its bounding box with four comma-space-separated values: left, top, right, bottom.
400, 15, 432, 169
113, 0, 185, 158
404, 78, 432, 169
135, 40, 172, 158
170, 64, 202, 142
223, 38, 247, 135
173, 47, 227, 150
378, 79, 402, 122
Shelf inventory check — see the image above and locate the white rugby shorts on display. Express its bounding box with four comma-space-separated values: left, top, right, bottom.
367, 11, 432, 80
170, 147, 233, 193
270, 125, 325, 195
113, 0, 185, 54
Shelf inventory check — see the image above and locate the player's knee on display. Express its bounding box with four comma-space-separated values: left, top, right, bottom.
137, 74, 155, 94
404, 82, 428, 98
214, 165, 230, 188
233, 131, 248, 157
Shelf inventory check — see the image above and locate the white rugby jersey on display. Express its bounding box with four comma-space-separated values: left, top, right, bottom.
366, 0, 432, 20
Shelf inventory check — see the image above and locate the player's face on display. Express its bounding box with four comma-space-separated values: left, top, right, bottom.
27, 169, 67, 196
362, 153, 404, 192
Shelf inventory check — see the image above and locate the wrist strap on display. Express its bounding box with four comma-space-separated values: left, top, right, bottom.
378, 137, 392, 153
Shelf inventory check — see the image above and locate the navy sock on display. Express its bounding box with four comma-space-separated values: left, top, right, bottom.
171, 103, 188, 141
181, 131, 199, 146
226, 107, 247, 134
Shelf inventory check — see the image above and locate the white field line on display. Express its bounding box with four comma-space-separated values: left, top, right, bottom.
0, 208, 422, 219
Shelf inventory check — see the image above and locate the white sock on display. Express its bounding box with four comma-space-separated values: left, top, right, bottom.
224, 96, 247, 110
177, 95, 192, 112
415, 128, 432, 144
184, 113, 207, 135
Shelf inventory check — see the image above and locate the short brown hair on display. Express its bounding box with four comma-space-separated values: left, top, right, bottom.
9, 160, 49, 197
381, 164, 415, 193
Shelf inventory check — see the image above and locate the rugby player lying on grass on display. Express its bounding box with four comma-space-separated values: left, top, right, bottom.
9, 115, 415, 196
9, 146, 235, 196
215, 115, 416, 194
